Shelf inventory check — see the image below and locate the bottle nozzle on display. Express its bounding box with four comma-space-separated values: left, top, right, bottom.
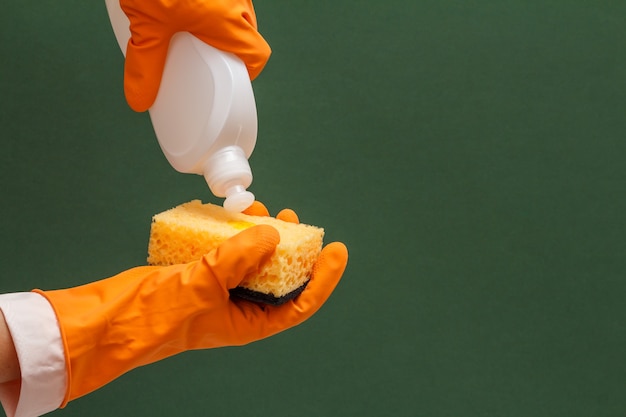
203, 146, 254, 212
224, 185, 255, 212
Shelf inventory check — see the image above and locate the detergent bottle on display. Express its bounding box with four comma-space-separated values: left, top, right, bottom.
105, 0, 258, 212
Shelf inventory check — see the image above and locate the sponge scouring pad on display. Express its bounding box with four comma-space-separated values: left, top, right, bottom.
147, 200, 324, 305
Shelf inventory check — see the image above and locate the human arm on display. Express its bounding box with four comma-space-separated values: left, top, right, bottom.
0, 312, 19, 384
34, 223, 346, 405
117, 0, 271, 111
0, 206, 346, 415
0, 293, 66, 417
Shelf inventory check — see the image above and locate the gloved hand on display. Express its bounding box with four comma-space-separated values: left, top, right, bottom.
34, 206, 347, 407
120, 0, 271, 111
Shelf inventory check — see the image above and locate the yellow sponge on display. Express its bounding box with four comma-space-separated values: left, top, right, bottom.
147, 200, 324, 304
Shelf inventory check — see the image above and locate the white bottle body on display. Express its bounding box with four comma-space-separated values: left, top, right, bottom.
105, 0, 258, 212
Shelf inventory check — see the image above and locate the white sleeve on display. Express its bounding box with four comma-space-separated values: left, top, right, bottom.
0, 292, 67, 417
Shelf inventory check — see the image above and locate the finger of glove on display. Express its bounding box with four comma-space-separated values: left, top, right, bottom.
123, 35, 170, 112
228, 241, 348, 340
276, 209, 299, 224
243, 201, 270, 217
201, 224, 279, 290
243, 203, 300, 225
287, 242, 348, 318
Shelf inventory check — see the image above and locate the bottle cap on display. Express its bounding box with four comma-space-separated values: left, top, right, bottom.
203, 146, 254, 212
224, 187, 255, 212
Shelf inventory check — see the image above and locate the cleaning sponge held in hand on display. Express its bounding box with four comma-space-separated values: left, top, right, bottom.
147, 200, 325, 305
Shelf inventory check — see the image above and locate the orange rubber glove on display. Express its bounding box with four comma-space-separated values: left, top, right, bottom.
120, 0, 271, 111
34, 209, 347, 407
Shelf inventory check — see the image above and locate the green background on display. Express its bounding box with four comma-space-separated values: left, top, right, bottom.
1, 1, 626, 416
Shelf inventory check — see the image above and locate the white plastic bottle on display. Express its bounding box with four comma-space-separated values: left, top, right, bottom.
105, 0, 258, 212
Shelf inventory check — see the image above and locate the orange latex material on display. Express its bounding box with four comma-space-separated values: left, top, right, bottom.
243, 201, 299, 224
34, 218, 347, 406
120, 0, 271, 111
